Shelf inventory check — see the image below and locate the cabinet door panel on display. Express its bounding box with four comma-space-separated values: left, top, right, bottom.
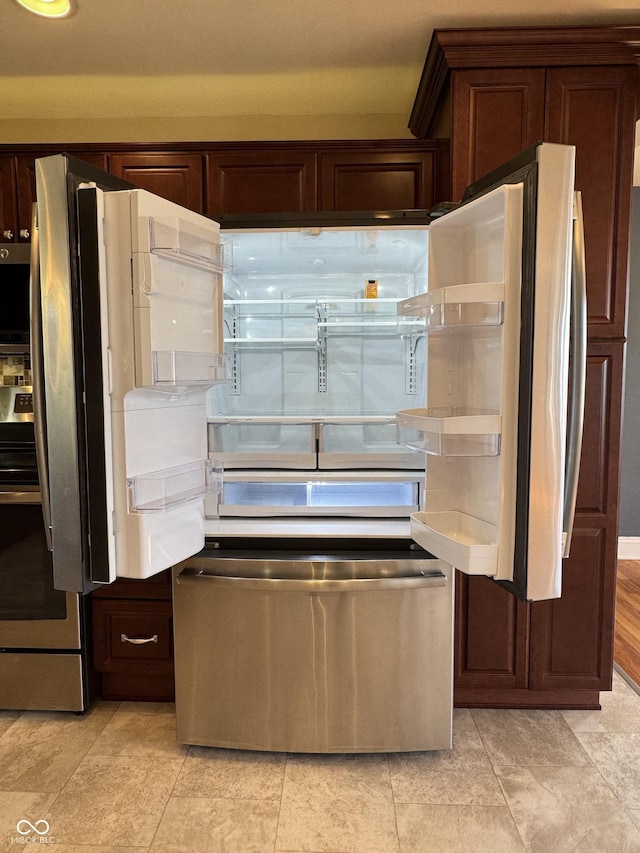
0, 157, 17, 241
319, 151, 439, 211
206, 150, 317, 214
108, 153, 204, 212
454, 572, 529, 690
529, 528, 612, 689
545, 67, 636, 335
451, 68, 545, 201
530, 342, 623, 690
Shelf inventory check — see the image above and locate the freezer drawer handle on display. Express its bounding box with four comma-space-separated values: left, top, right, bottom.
176, 568, 447, 593
562, 192, 587, 559
120, 633, 159, 645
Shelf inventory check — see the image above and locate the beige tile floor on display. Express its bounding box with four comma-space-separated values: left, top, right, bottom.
2, 672, 640, 852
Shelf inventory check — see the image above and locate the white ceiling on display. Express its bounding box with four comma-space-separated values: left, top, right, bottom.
1, 0, 639, 143
2, 0, 639, 77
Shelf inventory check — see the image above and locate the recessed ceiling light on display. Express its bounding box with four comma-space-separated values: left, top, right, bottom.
15, 0, 74, 18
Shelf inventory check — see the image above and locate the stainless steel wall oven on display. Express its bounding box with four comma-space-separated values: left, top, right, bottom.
0, 243, 93, 711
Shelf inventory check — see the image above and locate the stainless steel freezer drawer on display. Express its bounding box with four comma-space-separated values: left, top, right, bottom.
172, 551, 453, 753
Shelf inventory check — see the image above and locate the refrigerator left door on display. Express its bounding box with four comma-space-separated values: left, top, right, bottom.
35, 154, 225, 593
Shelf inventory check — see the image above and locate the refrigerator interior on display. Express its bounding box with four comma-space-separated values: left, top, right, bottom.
206, 225, 429, 516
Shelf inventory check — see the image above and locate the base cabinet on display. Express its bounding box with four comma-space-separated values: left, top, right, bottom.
91, 571, 175, 702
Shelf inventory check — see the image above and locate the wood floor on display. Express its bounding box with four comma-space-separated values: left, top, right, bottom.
615, 559, 640, 685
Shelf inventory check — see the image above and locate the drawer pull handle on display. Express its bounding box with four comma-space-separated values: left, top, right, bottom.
120, 633, 159, 645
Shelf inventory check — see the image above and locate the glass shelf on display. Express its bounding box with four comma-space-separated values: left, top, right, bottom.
149, 217, 232, 273
410, 511, 498, 575
127, 460, 223, 514
396, 408, 502, 456
152, 351, 226, 387
397, 283, 504, 332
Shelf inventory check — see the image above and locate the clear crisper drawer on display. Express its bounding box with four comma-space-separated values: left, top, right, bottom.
127, 460, 223, 513
220, 479, 420, 517
149, 217, 232, 272
208, 420, 316, 469
410, 511, 498, 575
152, 351, 226, 387
396, 408, 502, 457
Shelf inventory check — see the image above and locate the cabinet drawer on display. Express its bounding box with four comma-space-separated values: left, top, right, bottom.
92, 600, 173, 672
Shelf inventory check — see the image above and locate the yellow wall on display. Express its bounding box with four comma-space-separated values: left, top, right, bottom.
0, 68, 419, 143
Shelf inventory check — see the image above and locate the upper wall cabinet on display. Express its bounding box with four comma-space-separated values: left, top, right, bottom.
319, 145, 450, 211
410, 25, 640, 339
108, 153, 204, 212
206, 149, 318, 214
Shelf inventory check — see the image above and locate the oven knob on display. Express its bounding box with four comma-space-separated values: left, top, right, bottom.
0, 248, 8, 259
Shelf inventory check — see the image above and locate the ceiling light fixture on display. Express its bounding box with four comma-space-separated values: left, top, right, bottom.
14, 0, 74, 18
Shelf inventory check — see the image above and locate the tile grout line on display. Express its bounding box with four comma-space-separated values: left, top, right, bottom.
272, 750, 289, 853
145, 737, 191, 851
468, 708, 527, 850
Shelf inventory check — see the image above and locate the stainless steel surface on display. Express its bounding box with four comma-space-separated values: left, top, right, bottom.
35, 155, 83, 589
120, 633, 159, 644
0, 486, 41, 504
0, 386, 33, 423
173, 554, 453, 753
562, 191, 587, 559
0, 653, 84, 711
0, 590, 81, 649
29, 204, 53, 552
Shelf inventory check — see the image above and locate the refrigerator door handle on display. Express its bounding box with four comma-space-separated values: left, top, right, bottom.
562, 191, 587, 558
29, 202, 53, 552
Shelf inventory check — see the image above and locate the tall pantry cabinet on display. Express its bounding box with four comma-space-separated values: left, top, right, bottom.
410, 25, 640, 708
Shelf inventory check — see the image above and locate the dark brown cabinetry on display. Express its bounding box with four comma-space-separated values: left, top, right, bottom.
108, 152, 204, 212
411, 25, 639, 708
0, 157, 17, 241
206, 148, 317, 214
91, 570, 175, 701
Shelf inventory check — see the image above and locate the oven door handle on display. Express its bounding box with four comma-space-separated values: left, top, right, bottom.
29, 203, 53, 551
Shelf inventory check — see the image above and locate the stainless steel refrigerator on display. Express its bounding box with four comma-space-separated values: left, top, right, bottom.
35, 143, 584, 750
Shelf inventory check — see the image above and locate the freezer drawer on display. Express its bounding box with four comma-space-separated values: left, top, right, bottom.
172, 547, 453, 753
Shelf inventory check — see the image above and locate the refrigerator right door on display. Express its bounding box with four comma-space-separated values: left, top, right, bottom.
398, 142, 580, 602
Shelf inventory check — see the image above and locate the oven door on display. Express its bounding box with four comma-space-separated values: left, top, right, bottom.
0, 494, 80, 649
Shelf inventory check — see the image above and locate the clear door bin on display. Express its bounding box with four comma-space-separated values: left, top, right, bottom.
398, 283, 504, 332
149, 217, 232, 272
410, 511, 498, 575
127, 460, 223, 513
396, 408, 502, 456
153, 351, 226, 386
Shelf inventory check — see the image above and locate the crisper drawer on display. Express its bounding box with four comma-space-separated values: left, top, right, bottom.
173, 546, 453, 753
319, 422, 422, 469
207, 420, 315, 469
214, 472, 422, 518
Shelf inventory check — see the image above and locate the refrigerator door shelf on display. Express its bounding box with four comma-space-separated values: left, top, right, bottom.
152, 350, 225, 387
127, 459, 223, 514
410, 511, 498, 575
145, 216, 232, 273
396, 408, 502, 457
398, 283, 504, 333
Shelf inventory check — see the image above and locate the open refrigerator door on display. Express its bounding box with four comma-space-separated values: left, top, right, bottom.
397, 142, 580, 602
